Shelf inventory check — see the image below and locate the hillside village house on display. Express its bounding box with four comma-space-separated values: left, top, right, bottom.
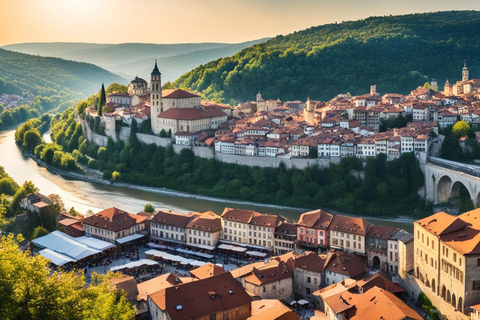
413, 209, 480, 315
83, 207, 147, 246
20, 193, 52, 214
329, 215, 372, 255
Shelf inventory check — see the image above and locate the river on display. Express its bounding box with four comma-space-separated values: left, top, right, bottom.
0, 127, 414, 231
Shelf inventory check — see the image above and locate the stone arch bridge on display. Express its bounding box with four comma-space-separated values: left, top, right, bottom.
425, 157, 480, 206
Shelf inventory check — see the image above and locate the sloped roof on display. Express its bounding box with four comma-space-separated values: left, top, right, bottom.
137, 273, 183, 301
297, 209, 333, 229
158, 107, 226, 120
162, 89, 200, 98
248, 299, 300, 320
190, 262, 225, 279
149, 272, 252, 320
83, 207, 146, 232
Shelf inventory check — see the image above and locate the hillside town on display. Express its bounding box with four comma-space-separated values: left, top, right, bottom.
23, 190, 480, 320
83, 61, 480, 165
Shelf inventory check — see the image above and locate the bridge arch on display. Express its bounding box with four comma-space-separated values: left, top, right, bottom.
437, 175, 452, 203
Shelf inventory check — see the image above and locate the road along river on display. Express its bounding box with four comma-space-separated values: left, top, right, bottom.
0, 127, 414, 231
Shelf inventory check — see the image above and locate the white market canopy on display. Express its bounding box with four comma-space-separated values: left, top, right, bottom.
218, 244, 247, 253
298, 299, 310, 305
145, 249, 207, 267
39, 249, 75, 266
110, 259, 158, 271
246, 250, 268, 257
76, 236, 116, 251
116, 233, 145, 244
176, 248, 214, 259
147, 242, 168, 250
32, 230, 101, 261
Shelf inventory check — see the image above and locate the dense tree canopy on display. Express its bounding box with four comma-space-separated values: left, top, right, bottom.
0, 234, 135, 320
174, 11, 480, 104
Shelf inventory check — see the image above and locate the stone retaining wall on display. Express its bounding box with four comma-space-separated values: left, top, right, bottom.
398, 273, 469, 320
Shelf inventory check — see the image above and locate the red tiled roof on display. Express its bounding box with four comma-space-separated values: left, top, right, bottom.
158, 107, 226, 120
162, 89, 200, 99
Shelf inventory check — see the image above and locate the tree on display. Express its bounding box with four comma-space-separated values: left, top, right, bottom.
0, 234, 135, 320
106, 83, 128, 94
48, 194, 65, 215
31, 226, 49, 239
111, 171, 121, 181
144, 203, 155, 213
22, 128, 43, 152
452, 120, 471, 137
97, 84, 106, 116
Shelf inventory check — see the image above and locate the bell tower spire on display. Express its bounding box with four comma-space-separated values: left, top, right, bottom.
462, 59, 469, 82
150, 59, 162, 135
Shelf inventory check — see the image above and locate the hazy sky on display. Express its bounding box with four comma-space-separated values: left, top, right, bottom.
1, 0, 480, 46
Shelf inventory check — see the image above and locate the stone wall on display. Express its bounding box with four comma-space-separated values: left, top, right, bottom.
213, 153, 341, 169
398, 273, 469, 320
136, 133, 172, 147
80, 118, 108, 147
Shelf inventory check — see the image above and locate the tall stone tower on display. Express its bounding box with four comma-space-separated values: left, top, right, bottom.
462, 60, 469, 82
370, 84, 377, 96
150, 60, 162, 135
304, 96, 315, 125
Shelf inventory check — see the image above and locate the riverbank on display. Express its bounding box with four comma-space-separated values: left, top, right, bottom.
28, 152, 417, 226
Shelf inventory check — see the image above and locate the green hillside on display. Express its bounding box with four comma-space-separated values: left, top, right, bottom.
173, 11, 480, 103
0, 48, 125, 98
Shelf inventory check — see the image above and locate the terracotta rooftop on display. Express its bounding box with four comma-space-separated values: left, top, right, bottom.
148, 272, 252, 320
248, 299, 300, 320
83, 207, 146, 232
189, 262, 225, 280
350, 287, 422, 320
297, 209, 333, 230
367, 226, 400, 239
294, 252, 327, 273
244, 260, 292, 286
137, 273, 183, 301
324, 251, 367, 278
150, 210, 193, 228
162, 88, 200, 99
329, 215, 372, 236
186, 211, 221, 232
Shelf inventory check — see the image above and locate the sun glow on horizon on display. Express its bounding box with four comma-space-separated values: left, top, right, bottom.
1, 0, 480, 46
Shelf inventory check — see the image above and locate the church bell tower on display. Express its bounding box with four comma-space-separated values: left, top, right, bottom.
150, 60, 162, 135
462, 60, 469, 82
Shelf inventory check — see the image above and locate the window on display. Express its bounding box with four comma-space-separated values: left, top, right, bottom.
307, 277, 311, 283
306, 288, 311, 294
474, 281, 480, 291
263, 286, 266, 293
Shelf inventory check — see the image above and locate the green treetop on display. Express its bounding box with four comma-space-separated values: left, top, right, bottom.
97, 84, 106, 116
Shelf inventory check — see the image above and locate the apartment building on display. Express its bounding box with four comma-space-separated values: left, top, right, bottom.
83, 207, 147, 244
221, 208, 284, 251
186, 211, 222, 250
329, 215, 372, 255
149, 210, 192, 245
296, 209, 333, 252
414, 209, 480, 315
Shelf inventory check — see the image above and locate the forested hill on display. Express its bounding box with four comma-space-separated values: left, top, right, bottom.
0, 48, 125, 98
173, 11, 480, 104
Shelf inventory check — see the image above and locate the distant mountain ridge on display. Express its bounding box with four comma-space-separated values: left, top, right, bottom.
3, 39, 270, 82
172, 10, 480, 104
0, 48, 125, 98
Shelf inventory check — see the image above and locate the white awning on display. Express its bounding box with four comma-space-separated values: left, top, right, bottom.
116, 233, 145, 244
39, 249, 75, 266
32, 230, 101, 260
246, 251, 268, 257
186, 243, 216, 251
189, 260, 206, 267
147, 242, 168, 250
176, 248, 214, 259
218, 244, 247, 253
76, 236, 116, 251
110, 259, 158, 271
